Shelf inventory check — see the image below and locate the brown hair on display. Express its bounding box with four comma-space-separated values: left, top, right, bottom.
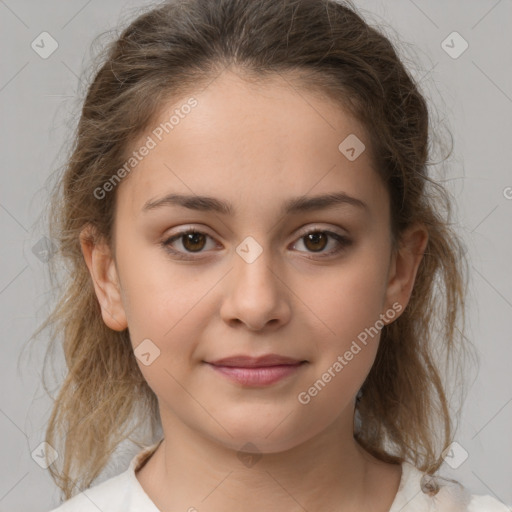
31, 0, 473, 501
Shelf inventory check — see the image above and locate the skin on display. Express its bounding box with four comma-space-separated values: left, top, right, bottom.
81, 69, 428, 512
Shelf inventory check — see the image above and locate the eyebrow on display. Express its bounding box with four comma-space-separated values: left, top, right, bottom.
142, 191, 368, 216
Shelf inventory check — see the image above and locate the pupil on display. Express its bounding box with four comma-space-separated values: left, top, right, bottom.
184, 233, 205, 252
305, 233, 326, 252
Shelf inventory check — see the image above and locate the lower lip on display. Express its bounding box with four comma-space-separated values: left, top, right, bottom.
206, 362, 306, 386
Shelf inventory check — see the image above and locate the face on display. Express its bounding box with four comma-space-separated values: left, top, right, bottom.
82, 70, 427, 454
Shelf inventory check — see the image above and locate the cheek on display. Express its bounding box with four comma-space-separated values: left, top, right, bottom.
297, 251, 390, 408
294, 258, 387, 416
117, 244, 222, 378
117, 242, 206, 333
311, 251, 389, 343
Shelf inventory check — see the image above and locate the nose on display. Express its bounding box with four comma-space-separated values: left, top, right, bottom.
219, 243, 292, 332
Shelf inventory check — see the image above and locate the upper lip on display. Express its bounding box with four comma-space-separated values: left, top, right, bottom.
207, 354, 305, 367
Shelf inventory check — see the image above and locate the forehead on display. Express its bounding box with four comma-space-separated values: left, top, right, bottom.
116, 70, 386, 221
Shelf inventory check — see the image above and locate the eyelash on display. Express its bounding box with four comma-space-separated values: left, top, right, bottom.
160, 227, 352, 261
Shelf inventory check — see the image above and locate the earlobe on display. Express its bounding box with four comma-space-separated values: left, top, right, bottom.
79, 225, 128, 332
384, 223, 429, 319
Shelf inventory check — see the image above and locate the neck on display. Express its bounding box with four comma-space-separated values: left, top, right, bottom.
136, 408, 401, 512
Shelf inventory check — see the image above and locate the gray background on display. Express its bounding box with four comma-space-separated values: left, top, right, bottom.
0, 0, 511, 510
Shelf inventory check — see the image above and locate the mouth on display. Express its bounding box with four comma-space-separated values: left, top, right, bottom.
207, 354, 307, 367
204, 354, 308, 387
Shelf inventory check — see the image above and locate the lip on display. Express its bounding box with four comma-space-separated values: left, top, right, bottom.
207, 354, 305, 367
205, 354, 307, 387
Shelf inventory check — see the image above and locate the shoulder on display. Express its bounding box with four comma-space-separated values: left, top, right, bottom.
46, 439, 164, 512
390, 462, 511, 512
46, 470, 132, 512
468, 494, 512, 512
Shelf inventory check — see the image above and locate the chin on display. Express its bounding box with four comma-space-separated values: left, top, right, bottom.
207, 418, 312, 456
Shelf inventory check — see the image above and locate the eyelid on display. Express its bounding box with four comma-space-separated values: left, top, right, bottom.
294, 223, 347, 238
165, 222, 348, 240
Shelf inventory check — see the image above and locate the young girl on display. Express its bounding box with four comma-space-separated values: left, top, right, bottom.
39, 0, 510, 510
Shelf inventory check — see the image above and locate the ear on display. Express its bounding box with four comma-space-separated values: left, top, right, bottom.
383, 222, 429, 319
79, 224, 128, 331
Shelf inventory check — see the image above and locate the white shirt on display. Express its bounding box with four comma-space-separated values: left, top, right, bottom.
48, 441, 511, 512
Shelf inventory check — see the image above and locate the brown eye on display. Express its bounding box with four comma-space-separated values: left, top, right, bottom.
161, 227, 351, 261
303, 232, 328, 252
162, 229, 217, 260
292, 229, 352, 259
181, 232, 207, 252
